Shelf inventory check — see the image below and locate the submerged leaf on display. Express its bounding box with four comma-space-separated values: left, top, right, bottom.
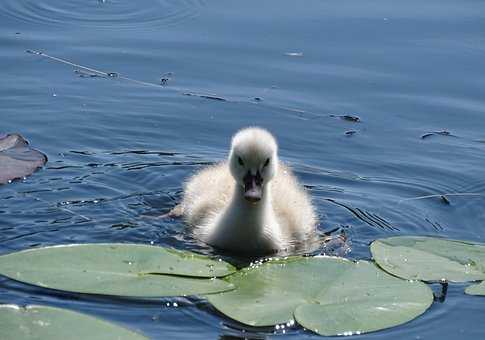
0, 133, 47, 184
0, 304, 147, 340
0, 244, 235, 297
465, 281, 485, 296
207, 256, 432, 336
371, 236, 485, 282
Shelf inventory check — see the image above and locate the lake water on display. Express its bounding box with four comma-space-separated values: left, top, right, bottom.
1, 0, 485, 338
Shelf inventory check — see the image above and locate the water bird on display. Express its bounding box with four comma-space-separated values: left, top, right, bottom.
180, 127, 317, 255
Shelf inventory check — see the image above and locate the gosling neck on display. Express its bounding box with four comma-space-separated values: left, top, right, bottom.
221, 182, 274, 236
208, 181, 279, 254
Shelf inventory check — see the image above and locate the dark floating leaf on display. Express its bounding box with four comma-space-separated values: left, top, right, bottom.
341, 114, 360, 122
330, 114, 361, 122
0, 133, 47, 184
345, 130, 357, 136
421, 130, 457, 139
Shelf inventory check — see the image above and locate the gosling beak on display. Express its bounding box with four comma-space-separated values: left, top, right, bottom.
243, 171, 263, 202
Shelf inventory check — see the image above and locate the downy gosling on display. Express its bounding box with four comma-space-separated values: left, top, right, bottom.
181, 127, 317, 255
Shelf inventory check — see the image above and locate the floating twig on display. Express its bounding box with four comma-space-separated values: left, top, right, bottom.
27, 49, 169, 89
183, 92, 226, 101
421, 130, 457, 139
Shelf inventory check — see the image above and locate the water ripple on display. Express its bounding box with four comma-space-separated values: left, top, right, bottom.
1, 0, 205, 30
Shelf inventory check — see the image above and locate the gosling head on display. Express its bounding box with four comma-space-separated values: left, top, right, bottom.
229, 127, 278, 203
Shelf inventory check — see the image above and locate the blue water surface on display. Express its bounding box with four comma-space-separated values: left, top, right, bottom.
1, 0, 485, 338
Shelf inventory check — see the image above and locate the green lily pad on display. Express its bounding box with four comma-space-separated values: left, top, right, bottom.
207, 256, 432, 336
371, 236, 485, 282
0, 304, 147, 340
465, 281, 485, 296
294, 261, 432, 336
0, 244, 235, 297
208, 257, 353, 326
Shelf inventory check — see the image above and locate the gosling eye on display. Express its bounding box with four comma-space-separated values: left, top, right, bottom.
238, 157, 244, 166
264, 158, 270, 167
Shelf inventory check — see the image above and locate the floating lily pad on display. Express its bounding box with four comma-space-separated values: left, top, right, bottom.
0, 304, 147, 340
206, 257, 432, 336
0, 133, 47, 184
0, 244, 235, 297
371, 236, 485, 282
465, 281, 485, 296
294, 261, 432, 336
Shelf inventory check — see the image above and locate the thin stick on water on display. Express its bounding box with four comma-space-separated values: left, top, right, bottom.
26, 49, 165, 88
398, 193, 483, 204
26, 49, 335, 115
